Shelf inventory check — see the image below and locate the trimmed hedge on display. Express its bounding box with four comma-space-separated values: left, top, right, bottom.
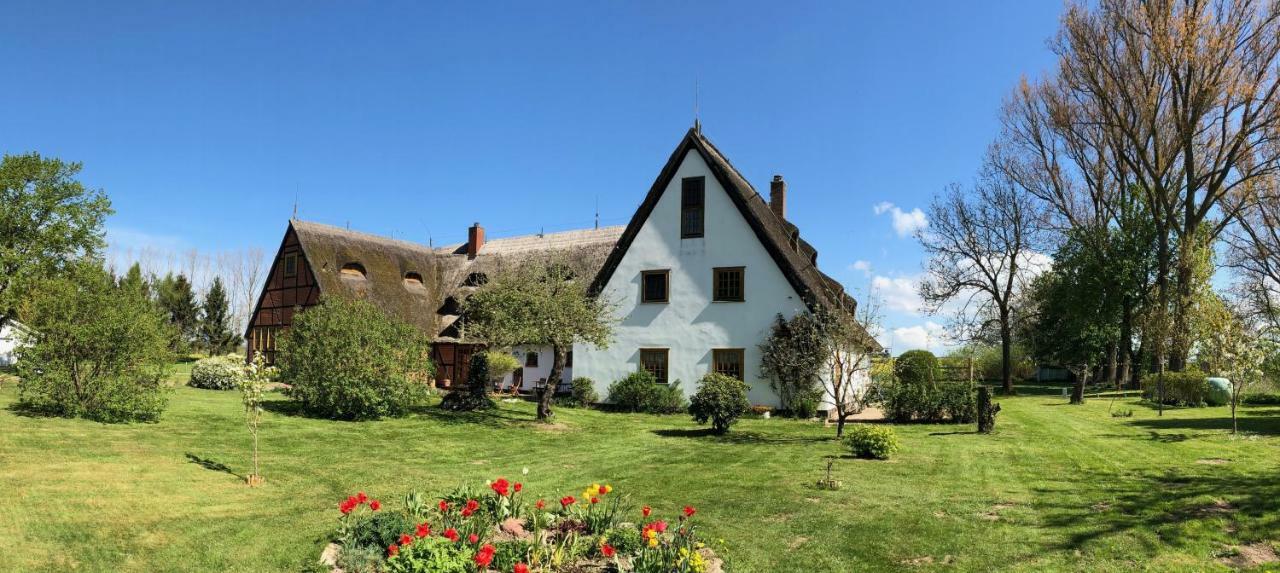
883, 382, 976, 423
894, 350, 939, 387
188, 355, 244, 390
1140, 370, 1210, 407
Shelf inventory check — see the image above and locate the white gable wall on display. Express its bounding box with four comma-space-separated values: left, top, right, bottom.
575, 149, 811, 407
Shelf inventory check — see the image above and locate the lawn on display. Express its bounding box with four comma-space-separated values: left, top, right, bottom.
1, 379, 1278, 573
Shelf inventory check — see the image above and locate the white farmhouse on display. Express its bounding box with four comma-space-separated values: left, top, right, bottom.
574, 127, 876, 407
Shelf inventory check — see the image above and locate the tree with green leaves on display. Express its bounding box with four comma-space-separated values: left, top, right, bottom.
117, 262, 151, 299
156, 272, 199, 350
0, 153, 112, 331
200, 276, 241, 355
1199, 298, 1273, 435
463, 254, 614, 422
15, 261, 173, 422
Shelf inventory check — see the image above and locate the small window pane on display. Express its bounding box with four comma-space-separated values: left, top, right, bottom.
713, 267, 744, 301
712, 349, 745, 381
526, 352, 539, 367
284, 254, 298, 277
641, 270, 669, 303
640, 349, 669, 384
681, 177, 705, 238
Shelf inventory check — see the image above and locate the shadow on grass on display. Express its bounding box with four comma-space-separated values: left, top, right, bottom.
184, 452, 243, 480
928, 430, 980, 436
1033, 468, 1280, 554
1127, 414, 1280, 436
650, 427, 831, 445
259, 398, 534, 428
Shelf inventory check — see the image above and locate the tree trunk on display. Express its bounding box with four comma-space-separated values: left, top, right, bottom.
999, 309, 1014, 395
539, 345, 565, 422
1106, 342, 1118, 390
835, 412, 846, 438
1120, 301, 1134, 389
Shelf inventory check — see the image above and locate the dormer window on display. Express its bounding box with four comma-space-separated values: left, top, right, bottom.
283, 253, 298, 277
463, 272, 488, 287
404, 271, 425, 288
340, 262, 367, 279
681, 176, 705, 238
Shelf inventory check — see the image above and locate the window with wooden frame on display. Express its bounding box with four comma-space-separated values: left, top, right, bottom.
680, 176, 705, 238
639, 348, 669, 384
565, 351, 573, 368
713, 267, 745, 302
712, 348, 745, 381
283, 253, 298, 277
525, 351, 539, 367
641, 269, 670, 303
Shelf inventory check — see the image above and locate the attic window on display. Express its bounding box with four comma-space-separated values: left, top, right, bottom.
463, 272, 488, 287
681, 177, 705, 239
404, 271, 424, 287
340, 262, 367, 279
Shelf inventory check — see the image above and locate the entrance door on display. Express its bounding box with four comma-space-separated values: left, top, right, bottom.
511, 367, 524, 393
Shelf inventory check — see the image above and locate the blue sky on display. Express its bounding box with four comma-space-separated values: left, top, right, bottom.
1, 1, 1064, 353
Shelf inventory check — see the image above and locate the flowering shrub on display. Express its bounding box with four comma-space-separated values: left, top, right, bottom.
188, 355, 245, 390
844, 425, 900, 460
328, 476, 723, 572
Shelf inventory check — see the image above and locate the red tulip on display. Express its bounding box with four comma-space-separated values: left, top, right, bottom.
356, 492, 368, 503
438, 500, 449, 512
399, 533, 412, 546
602, 543, 616, 557
415, 523, 431, 538
514, 564, 529, 573
536, 499, 546, 510
642, 505, 651, 517
491, 478, 511, 496
474, 544, 495, 567
468, 533, 479, 544
369, 500, 382, 511
683, 505, 696, 518
443, 528, 460, 542
514, 483, 523, 493
387, 543, 399, 557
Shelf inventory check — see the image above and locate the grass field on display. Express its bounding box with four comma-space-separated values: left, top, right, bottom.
1, 376, 1278, 572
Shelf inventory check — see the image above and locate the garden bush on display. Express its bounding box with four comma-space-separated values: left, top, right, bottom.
1140, 370, 1210, 407
16, 262, 173, 422
883, 382, 975, 423
894, 349, 940, 386
483, 351, 520, 385
563, 377, 598, 408
1242, 392, 1280, 405
328, 477, 723, 573
188, 355, 244, 390
844, 425, 900, 459
648, 380, 687, 414
278, 296, 434, 420
688, 372, 751, 434
606, 371, 657, 412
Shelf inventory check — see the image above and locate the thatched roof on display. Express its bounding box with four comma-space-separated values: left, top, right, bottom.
589, 127, 881, 351
290, 220, 623, 340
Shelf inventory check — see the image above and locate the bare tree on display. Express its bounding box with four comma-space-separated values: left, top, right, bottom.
1050, 0, 1280, 369
1228, 187, 1280, 330
918, 172, 1047, 394
821, 297, 882, 438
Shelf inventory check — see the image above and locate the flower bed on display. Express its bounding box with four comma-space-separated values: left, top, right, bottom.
324, 476, 723, 573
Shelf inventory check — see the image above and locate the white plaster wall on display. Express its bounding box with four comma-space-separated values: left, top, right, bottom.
497, 344, 572, 392
0, 323, 26, 367
574, 149, 813, 407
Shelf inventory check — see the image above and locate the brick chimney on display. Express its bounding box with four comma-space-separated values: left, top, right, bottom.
467, 222, 485, 259
769, 175, 787, 220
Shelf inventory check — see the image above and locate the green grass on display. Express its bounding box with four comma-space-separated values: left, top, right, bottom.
1, 379, 1278, 572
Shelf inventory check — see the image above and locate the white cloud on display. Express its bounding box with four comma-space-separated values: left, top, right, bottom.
872, 202, 929, 238
871, 275, 922, 315
882, 321, 948, 353
849, 260, 872, 275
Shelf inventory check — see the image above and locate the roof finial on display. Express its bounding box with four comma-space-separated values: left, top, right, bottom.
292, 186, 299, 220
693, 76, 701, 133
594, 196, 600, 230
